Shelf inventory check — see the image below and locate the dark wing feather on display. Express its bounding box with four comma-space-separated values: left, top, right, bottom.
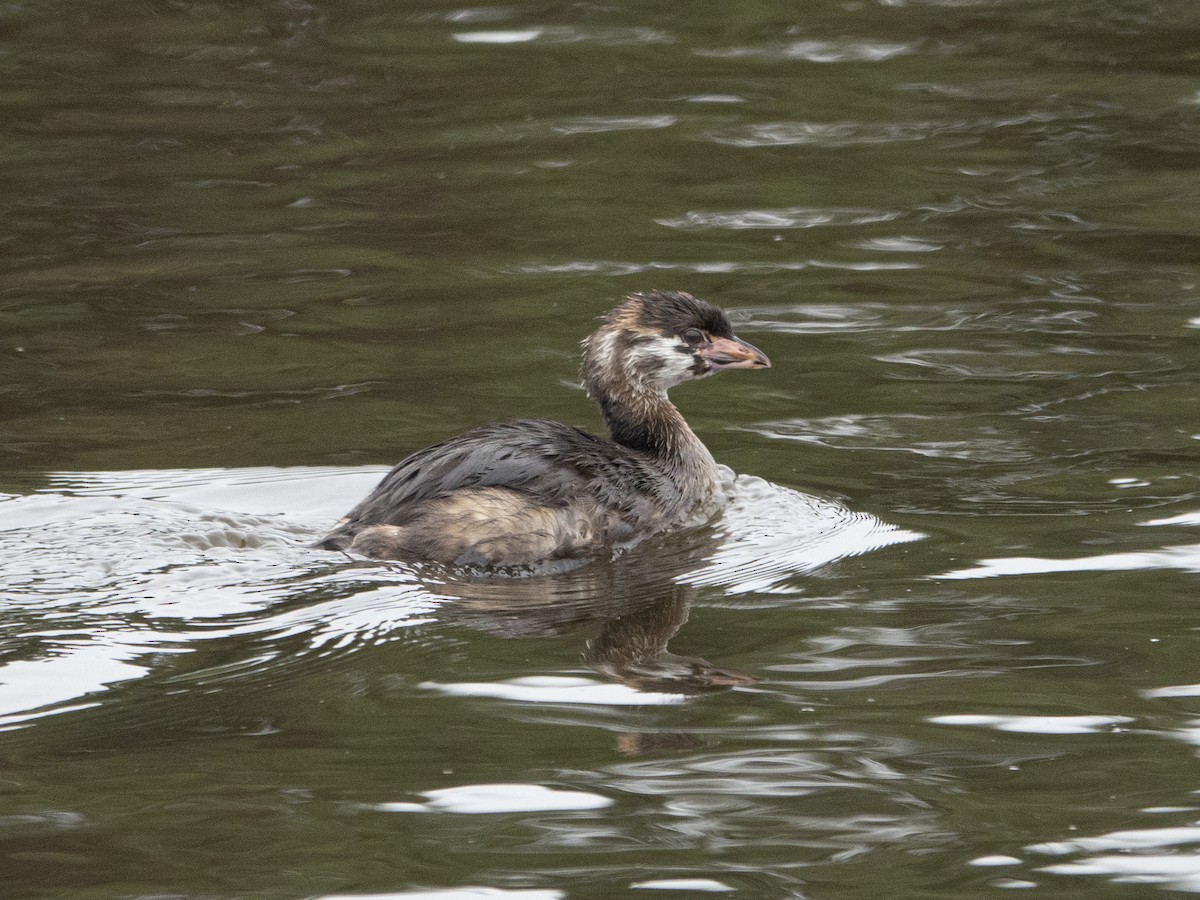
323, 420, 674, 543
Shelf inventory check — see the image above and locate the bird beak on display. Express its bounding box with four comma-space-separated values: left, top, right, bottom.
700, 336, 771, 370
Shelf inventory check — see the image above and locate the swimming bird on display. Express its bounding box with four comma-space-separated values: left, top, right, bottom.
318, 290, 770, 570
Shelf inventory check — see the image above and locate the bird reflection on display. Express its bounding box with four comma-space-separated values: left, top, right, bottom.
585, 585, 753, 695
421, 527, 754, 699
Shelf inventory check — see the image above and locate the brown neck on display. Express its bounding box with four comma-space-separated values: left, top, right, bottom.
596, 388, 685, 457
586, 373, 714, 481
581, 329, 718, 487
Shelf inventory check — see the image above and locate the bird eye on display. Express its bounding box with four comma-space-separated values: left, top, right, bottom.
682, 328, 705, 345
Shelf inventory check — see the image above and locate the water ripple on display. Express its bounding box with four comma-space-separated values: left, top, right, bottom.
514, 259, 911, 277
321, 890, 562, 900
0, 466, 914, 726
878, 347, 1175, 380
697, 40, 916, 64
931, 714, 1133, 735
372, 783, 613, 814
554, 115, 677, 135
1028, 824, 1200, 894
751, 414, 1033, 463
854, 236, 943, 252
656, 207, 902, 230
743, 301, 1092, 338
454, 26, 673, 46
705, 111, 1082, 149
422, 676, 688, 706
631, 879, 733, 893
690, 474, 922, 594
1041, 854, 1200, 893
940, 544, 1200, 580
706, 121, 934, 148
591, 743, 949, 862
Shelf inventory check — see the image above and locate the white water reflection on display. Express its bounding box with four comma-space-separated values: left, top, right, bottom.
706, 121, 933, 148
938, 500, 1200, 580
854, 236, 943, 252
969, 856, 1023, 867
374, 783, 612, 814
697, 39, 915, 63
1144, 684, 1200, 699
656, 206, 902, 230
631, 879, 733, 892
753, 413, 1033, 463
321, 890, 563, 900
0, 635, 188, 732
1029, 824, 1200, 893
422, 676, 689, 706
1042, 856, 1200, 892
1143, 510, 1200, 527
554, 115, 677, 135
690, 473, 921, 594
0, 465, 917, 727
930, 714, 1133, 735
517, 259, 810, 276
452, 30, 543, 44
454, 26, 672, 46
744, 300, 1101, 336
1031, 826, 1200, 855
941, 544, 1200, 580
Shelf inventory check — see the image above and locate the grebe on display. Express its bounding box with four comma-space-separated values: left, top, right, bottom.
318, 290, 770, 569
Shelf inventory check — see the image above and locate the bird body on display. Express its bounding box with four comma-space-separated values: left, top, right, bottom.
318, 291, 769, 569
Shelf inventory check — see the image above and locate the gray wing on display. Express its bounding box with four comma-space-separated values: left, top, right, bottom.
320, 420, 671, 545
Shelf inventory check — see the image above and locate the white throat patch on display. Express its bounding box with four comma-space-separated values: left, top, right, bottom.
623, 334, 698, 391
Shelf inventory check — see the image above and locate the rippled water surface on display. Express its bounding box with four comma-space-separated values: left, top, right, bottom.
3, 1, 1200, 897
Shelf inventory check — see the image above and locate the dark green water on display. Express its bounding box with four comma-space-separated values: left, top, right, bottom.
3, 1, 1200, 898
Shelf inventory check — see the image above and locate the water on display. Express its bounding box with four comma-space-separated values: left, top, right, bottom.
3, 0, 1200, 897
